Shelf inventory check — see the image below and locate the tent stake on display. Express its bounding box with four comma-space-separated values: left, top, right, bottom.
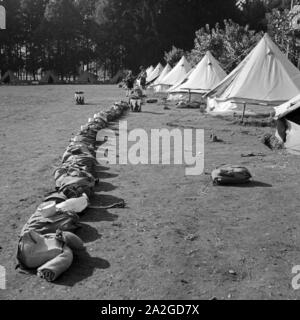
241, 102, 246, 123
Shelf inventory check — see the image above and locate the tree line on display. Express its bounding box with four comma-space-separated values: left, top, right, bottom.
0, 0, 297, 80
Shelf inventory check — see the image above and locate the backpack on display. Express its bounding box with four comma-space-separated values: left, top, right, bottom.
20, 209, 81, 236
129, 98, 142, 112
211, 165, 252, 185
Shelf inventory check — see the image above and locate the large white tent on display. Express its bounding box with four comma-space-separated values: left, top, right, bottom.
168, 51, 226, 101
206, 33, 300, 113
150, 63, 172, 92
157, 56, 191, 92
147, 63, 164, 84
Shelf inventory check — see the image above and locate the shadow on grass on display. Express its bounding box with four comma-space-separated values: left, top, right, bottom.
141, 110, 165, 115
75, 223, 103, 243
217, 180, 272, 188
79, 193, 123, 225
94, 181, 117, 192
55, 250, 110, 287
56, 160, 124, 286
94, 164, 110, 172
96, 171, 119, 179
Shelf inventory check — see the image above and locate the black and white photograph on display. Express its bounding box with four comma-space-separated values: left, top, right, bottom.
1, 0, 300, 306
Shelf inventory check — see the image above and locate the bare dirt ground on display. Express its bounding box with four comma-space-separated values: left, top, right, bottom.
1, 85, 300, 300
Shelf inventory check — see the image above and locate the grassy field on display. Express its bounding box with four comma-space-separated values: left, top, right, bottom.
1, 84, 300, 299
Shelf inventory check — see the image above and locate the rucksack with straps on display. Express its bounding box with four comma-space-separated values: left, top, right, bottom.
211, 165, 252, 185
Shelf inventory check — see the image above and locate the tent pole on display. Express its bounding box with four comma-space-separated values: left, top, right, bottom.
188, 89, 191, 103
241, 102, 246, 124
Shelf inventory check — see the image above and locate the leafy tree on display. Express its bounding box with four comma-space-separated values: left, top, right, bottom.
164, 46, 186, 67
266, 7, 300, 66
189, 20, 262, 71
0, 0, 23, 74
20, 0, 48, 78
92, 0, 242, 72
38, 0, 84, 78
2, 0, 297, 78
263, 0, 293, 10
75, 0, 97, 18
236, 0, 268, 30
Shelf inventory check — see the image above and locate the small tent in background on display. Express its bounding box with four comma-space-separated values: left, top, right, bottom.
158, 56, 191, 92
146, 63, 164, 84
150, 63, 172, 92
110, 70, 127, 84
146, 66, 154, 78
206, 33, 300, 113
78, 71, 98, 84
1, 70, 19, 84
166, 67, 195, 101
40, 71, 59, 84
274, 94, 300, 155
168, 51, 227, 101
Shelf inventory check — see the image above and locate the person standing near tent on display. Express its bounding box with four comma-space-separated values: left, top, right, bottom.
138, 66, 147, 93
124, 70, 135, 96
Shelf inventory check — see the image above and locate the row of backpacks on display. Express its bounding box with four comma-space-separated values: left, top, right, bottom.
16, 101, 129, 282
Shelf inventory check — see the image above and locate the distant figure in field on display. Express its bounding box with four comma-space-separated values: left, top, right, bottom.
124, 70, 135, 96
138, 66, 147, 93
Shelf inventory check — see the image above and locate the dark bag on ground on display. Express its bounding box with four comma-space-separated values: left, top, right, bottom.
129, 98, 142, 112
211, 165, 252, 185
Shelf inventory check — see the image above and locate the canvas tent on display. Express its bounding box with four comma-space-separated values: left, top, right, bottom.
1, 70, 19, 84
146, 66, 154, 78
168, 51, 227, 101
157, 56, 191, 92
166, 67, 195, 101
206, 33, 300, 113
78, 71, 98, 84
274, 94, 300, 155
150, 63, 172, 92
147, 63, 164, 84
40, 71, 59, 84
